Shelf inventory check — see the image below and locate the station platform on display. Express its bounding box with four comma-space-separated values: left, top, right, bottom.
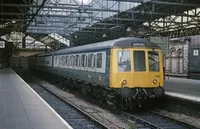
164, 77, 200, 103
0, 68, 72, 129
165, 73, 187, 78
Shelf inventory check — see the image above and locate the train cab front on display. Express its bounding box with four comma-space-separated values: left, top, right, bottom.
110, 48, 165, 102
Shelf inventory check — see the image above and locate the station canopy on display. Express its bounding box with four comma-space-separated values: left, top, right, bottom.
0, 0, 200, 49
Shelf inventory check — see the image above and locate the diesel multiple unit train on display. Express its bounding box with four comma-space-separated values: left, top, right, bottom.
28, 37, 165, 109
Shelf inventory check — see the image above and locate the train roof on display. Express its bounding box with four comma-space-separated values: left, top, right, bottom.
39, 37, 160, 56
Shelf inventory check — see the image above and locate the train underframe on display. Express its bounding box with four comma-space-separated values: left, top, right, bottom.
32, 70, 165, 110
116, 86, 165, 109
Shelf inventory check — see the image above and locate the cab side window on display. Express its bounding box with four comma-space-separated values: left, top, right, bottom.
97, 53, 102, 68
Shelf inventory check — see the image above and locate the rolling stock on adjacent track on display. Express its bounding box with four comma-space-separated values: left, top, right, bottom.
28, 37, 165, 108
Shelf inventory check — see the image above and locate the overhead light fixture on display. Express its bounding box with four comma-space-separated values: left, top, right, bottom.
102, 34, 107, 38
127, 27, 132, 32
11, 21, 16, 24
110, 25, 120, 30
75, 35, 77, 39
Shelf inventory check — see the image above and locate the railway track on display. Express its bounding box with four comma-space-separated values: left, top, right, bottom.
36, 79, 199, 129
15, 69, 199, 129
88, 95, 199, 129
121, 110, 199, 129
36, 82, 126, 129
149, 110, 199, 129
28, 82, 110, 129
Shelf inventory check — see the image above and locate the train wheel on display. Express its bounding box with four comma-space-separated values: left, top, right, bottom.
106, 93, 116, 108
121, 98, 128, 110
79, 83, 88, 95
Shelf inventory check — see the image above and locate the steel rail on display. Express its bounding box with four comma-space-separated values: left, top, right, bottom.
36, 82, 121, 129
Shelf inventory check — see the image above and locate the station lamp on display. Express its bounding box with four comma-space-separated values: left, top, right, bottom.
127, 27, 132, 32
102, 34, 107, 38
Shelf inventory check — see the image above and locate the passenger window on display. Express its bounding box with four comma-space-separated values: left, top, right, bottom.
118, 50, 131, 72
78, 55, 80, 67
85, 55, 88, 67
134, 51, 146, 71
62, 56, 65, 65
97, 53, 102, 68
148, 51, 159, 71
66, 55, 68, 65
81, 54, 85, 67
72, 56, 76, 66
75, 55, 79, 66
67, 56, 70, 66
70, 56, 73, 66
93, 55, 96, 68
59, 57, 62, 64
88, 54, 93, 68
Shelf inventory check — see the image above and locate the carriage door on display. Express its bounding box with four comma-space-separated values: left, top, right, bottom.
87, 53, 93, 72
132, 50, 148, 87
93, 53, 97, 72
58, 55, 62, 73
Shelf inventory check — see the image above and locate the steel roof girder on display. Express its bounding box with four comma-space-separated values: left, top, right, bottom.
107, 0, 200, 7
83, 27, 108, 30
27, 29, 66, 33
106, 0, 144, 3
94, 22, 117, 26
28, 28, 67, 32
150, 1, 200, 7
150, 19, 193, 24
36, 14, 100, 19
29, 25, 80, 28
34, 20, 90, 24
0, 3, 119, 13
75, 30, 96, 33
42, 9, 93, 14
0, 12, 101, 19
105, 17, 146, 22
152, 26, 200, 36
0, 19, 90, 25
26, 0, 49, 30
125, 10, 200, 18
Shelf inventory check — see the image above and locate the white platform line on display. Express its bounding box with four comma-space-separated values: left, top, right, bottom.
165, 91, 200, 103
12, 69, 73, 129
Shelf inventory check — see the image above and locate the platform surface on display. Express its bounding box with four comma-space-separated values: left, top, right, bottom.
164, 77, 200, 102
0, 68, 72, 129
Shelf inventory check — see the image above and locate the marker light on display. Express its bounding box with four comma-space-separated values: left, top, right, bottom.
153, 79, 157, 84
122, 80, 127, 85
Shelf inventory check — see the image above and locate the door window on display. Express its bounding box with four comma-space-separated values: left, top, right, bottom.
134, 51, 146, 71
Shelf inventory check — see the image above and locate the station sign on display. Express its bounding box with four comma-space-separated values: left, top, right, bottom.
0, 41, 5, 48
